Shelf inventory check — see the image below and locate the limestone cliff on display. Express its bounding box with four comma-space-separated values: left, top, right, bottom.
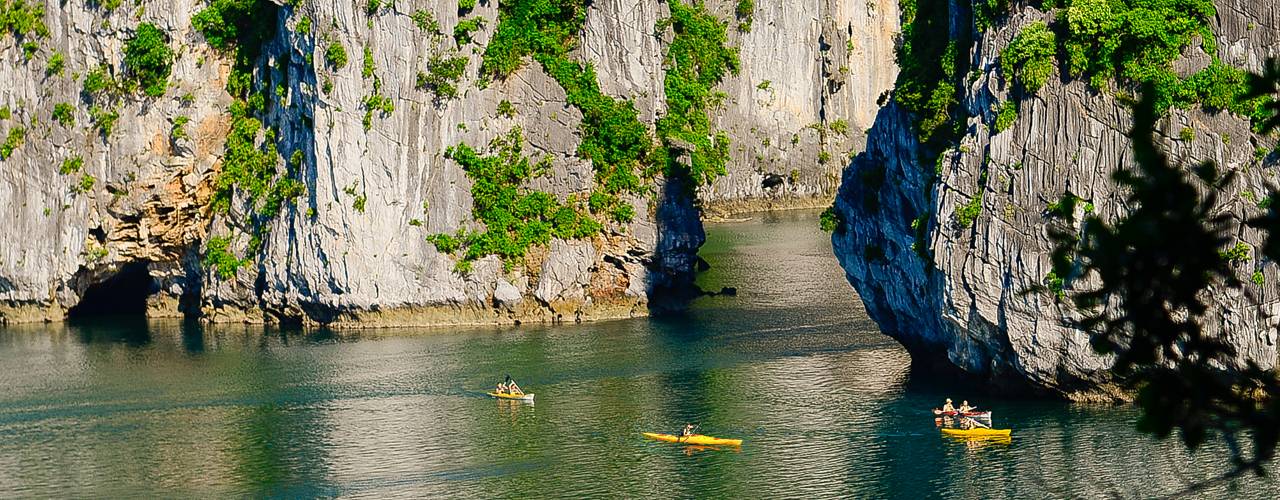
0, 0, 898, 325
833, 0, 1280, 399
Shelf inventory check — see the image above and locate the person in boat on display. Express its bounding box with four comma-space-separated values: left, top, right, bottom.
503, 375, 523, 395
682, 423, 697, 437
495, 382, 507, 394
959, 416, 989, 430
942, 398, 955, 412
958, 400, 973, 413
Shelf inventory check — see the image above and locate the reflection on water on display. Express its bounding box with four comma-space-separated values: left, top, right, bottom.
0, 210, 1275, 498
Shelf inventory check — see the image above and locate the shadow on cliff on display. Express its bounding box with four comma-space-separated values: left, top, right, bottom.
646, 178, 708, 314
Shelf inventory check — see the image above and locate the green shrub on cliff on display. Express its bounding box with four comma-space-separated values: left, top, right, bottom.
1000, 21, 1055, 93
52, 103, 73, 127
422, 54, 468, 99
454, 16, 485, 45
60, 156, 83, 174
992, 100, 1017, 133
83, 65, 118, 94
326, 42, 348, 69
123, 23, 175, 97
204, 236, 249, 280
0, 125, 24, 159
45, 50, 63, 76
412, 10, 440, 33
209, 102, 303, 218
362, 46, 375, 78
973, 0, 1010, 31
438, 128, 602, 268
819, 203, 842, 232
893, 0, 961, 143
482, 0, 653, 217
735, 0, 753, 31
1060, 0, 1214, 102
427, 231, 463, 254
954, 172, 986, 227
193, 0, 277, 60
75, 173, 95, 194
172, 116, 190, 140
1, 0, 50, 39
1218, 242, 1250, 262
89, 105, 118, 137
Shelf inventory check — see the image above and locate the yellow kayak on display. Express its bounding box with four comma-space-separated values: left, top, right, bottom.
941, 428, 1011, 437
487, 392, 534, 401
643, 432, 742, 446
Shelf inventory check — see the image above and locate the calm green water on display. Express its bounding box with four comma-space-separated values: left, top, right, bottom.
0, 210, 1274, 499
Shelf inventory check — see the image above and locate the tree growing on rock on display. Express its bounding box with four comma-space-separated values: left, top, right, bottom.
123, 23, 174, 97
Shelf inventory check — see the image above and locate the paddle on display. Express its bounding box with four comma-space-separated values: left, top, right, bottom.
962, 417, 990, 429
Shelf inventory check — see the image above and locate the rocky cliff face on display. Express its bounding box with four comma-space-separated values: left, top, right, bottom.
0, 0, 898, 325
833, 0, 1280, 399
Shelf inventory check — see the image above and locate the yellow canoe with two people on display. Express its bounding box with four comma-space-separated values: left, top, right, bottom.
642, 432, 742, 446
488, 391, 534, 401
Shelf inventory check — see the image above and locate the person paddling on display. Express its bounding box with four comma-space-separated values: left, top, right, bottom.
495, 381, 507, 394
942, 398, 955, 412
958, 400, 973, 413
681, 423, 698, 437
504, 374, 524, 395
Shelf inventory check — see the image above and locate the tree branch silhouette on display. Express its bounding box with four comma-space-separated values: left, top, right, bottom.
1048, 63, 1280, 496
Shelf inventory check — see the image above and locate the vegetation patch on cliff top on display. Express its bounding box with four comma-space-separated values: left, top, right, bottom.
1051, 0, 1273, 124
1000, 21, 1055, 94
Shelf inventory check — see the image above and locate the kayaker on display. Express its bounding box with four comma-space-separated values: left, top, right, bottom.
495, 382, 507, 394
942, 398, 955, 412
682, 423, 697, 437
958, 401, 973, 413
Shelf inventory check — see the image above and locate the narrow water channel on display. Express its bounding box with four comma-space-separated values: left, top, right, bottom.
0, 210, 1272, 498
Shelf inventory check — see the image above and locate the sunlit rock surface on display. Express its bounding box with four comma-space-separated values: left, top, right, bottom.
0, 0, 898, 325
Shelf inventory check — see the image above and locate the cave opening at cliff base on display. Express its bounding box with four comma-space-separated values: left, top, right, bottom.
67, 261, 157, 318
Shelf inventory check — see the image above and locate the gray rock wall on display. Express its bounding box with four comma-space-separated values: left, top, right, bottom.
0, 0, 897, 325
833, 1, 1280, 399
